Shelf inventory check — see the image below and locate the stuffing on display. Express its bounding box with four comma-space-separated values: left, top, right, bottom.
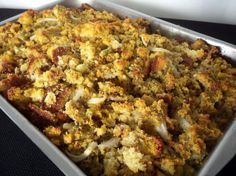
44, 92, 56, 106
121, 147, 147, 173
44, 126, 62, 138
24, 88, 45, 102
103, 150, 120, 176
18, 9, 35, 25
34, 67, 63, 87
160, 157, 185, 175
0, 4, 235, 176
80, 41, 96, 61
65, 69, 84, 85
64, 100, 86, 123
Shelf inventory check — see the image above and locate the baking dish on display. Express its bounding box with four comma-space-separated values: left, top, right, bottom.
0, 0, 235, 175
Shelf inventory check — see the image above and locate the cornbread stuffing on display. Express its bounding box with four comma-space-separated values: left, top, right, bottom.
0, 4, 235, 176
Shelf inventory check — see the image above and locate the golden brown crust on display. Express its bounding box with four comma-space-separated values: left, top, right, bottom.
0, 4, 235, 176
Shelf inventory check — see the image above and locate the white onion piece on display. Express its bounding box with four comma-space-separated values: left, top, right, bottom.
73, 88, 84, 102
98, 138, 120, 150
62, 123, 74, 130
109, 96, 126, 101
87, 97, 106, 105
150, 47, 171, 53
70, 14, 79, 20
30, 35, 35, 40
140, 36, 148, 46
55, 45, 70, 48
76, 64, 88, 73
111, 40, 122, 49
66, 142, 98, 162
179, 118, 191, 131
156, 123, 169, 141
37, 18, 58, 24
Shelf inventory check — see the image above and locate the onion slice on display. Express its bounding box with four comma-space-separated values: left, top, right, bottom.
70, 14, 79, 20
87, 96, 106, 105
179, 118, 191, 131
98, 137, 120, 150
156, 123, 170, 141
66, 142, 98, 162
140, 35, 148, 46
73, 88, 85, 102
36, 18, 58, 24
150, 47, 171, 53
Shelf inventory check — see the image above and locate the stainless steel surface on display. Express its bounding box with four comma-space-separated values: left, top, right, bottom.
0, 0, 235, 176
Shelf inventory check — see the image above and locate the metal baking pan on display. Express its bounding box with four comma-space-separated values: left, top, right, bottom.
0, 0, 235, 175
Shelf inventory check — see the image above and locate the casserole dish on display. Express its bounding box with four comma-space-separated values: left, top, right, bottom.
0, 0, 235, 175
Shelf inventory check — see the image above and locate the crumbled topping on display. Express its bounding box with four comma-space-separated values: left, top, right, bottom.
0, 4, 235, 176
